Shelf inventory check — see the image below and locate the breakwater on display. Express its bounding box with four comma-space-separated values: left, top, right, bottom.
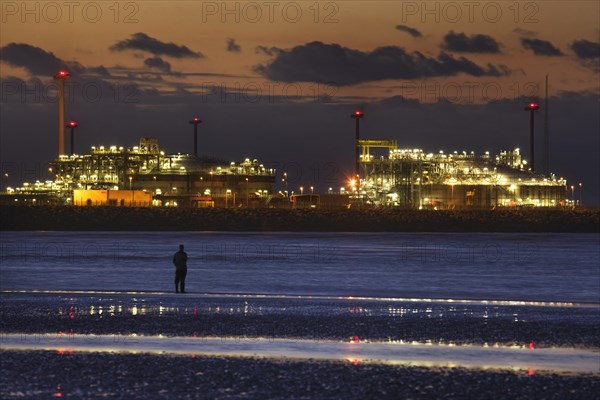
1, 205, 598, 232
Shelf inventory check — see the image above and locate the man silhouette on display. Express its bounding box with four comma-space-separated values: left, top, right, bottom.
172, 244, 188, 293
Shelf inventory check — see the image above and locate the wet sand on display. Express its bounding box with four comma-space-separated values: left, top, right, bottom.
2, 292, 598, 348
1, 350, 598, 399
1, 292, 598, 399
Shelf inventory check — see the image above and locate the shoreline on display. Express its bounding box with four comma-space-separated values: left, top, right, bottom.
1, 205, 599, 232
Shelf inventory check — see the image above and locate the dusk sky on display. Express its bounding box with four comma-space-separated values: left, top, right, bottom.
1, 1, 599, 203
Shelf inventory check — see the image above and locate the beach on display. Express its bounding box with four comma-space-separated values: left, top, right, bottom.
1, 291, 599, 399
2, 349, 598, 400
1, 231, 598, 398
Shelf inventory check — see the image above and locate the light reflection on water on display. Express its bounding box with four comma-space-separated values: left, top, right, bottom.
2, 333, 599, 374
41, 296, 595, 325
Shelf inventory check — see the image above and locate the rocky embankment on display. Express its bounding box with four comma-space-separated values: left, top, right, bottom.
1, 205, 598, 232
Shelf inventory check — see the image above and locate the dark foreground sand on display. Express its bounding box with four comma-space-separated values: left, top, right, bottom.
1, 350, 599, 400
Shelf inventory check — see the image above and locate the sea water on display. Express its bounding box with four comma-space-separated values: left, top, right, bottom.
1, 232, 598, 303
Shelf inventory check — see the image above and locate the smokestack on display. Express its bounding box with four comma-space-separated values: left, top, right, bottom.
189, 117, 202, 157
67, 121, 78, 155
351, 110, 364, 182
524, 102, 540, 172
544, 75, 550, 174
53, 70, 70, 156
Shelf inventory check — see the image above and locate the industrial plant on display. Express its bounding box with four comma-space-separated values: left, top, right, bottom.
3, 137, 276, 208
356, 142, 566, 208
0, 70, 572, 210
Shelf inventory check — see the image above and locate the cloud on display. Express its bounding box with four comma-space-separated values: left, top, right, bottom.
255, 46, 281, 56
144, 57, 172, 73
513, 28, 536, 38
521, 38, 563, 56
442, 31, 501, 54
570, 39, 600, 60
226, 38, 241, 53
570, 39, 600, 72
254, 41, 510, 86
110, 33, 203, 58
0, 43, 84, 76
395, 25, 422, 38
86, 66, 111, 77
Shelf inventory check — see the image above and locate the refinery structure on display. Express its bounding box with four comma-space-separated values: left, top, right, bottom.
0, 70, 571, 209
6, 137, 276, 208
2, 137, 569, 209
357, 141, 566, 208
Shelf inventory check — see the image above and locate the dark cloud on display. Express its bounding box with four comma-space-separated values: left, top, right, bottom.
521, 38, 563, 56
0, 43, 83, 76
255, 46, 282, 56
442, 31, 501, 54
87, 66, 111, 77
570, 39, 600, 72
513, 28, 536, 38
144, 57, 172, 73
570, 40, 600, 60
254, 41, 510, 86
110, 32, 203, 58
395, 25, 422, 38
226, 38, 241, 53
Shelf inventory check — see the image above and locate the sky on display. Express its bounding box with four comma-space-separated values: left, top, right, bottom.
1, 1, 599, 204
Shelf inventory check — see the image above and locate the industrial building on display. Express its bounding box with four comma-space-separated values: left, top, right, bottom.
1, 137, 570, 209
0, 69, 571, 209
3, 137, 276, 207
356, 140, 567, 208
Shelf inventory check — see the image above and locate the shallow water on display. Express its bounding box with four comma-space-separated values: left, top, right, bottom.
1, 232, 598, 303
3, 333, 599, 373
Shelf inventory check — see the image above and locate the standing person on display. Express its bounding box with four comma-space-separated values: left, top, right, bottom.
172, 244, 188, 293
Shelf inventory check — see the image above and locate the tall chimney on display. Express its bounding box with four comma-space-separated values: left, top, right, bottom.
544, 75, 550, 174
54, 70, 70, 156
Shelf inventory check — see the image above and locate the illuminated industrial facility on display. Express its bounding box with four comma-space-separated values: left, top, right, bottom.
3, 137, 276, 207
0, 68, 572, 209
355, 140, 567, 208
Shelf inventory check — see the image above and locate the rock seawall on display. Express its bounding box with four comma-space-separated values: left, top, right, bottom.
1, 205, 598, 232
